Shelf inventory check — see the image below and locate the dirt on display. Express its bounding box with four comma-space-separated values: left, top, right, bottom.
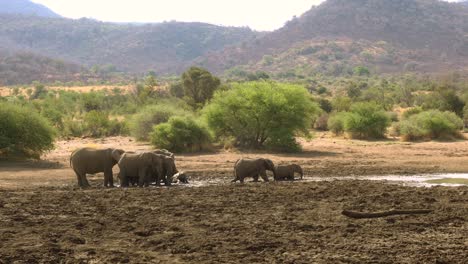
0, 134, 468, 263
0, 84, 164, 96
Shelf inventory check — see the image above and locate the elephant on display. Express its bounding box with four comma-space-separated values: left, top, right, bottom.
118, 152, 164, 187
232, 158, 276, 183
70, 147, 125, 188
274, 164, 303, 181
150, 154, 178, 186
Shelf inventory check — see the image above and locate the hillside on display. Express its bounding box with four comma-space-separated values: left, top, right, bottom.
0, 14, 258, 76
0, 50, 97, 86
198, 0, 468, 76
0, 0, 61, 18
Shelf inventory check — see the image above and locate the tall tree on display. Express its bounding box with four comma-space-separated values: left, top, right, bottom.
182, 67, 220, 108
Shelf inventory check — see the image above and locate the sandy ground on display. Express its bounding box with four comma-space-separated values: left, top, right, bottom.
0, 134, 467, 263
0, 84, 170, 97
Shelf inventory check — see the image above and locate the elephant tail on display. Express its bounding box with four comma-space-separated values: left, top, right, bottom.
232, 164, 239, 182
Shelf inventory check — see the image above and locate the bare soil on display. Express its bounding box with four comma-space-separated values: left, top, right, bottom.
0, 134, 467, 263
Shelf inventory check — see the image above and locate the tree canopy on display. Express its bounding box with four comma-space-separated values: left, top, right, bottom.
203, 81, 320, 151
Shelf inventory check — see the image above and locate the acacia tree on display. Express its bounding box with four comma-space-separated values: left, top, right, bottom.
203, 81, 320, 151
182, 67, 220, 108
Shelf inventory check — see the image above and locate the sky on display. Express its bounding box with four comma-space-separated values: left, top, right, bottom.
31, 0, 462, 31
31, 0, 325, 31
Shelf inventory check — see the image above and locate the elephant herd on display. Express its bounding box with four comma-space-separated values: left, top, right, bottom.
69, 147, 303, 188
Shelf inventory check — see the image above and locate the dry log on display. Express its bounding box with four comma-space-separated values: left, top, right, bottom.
342, 209, 432, 219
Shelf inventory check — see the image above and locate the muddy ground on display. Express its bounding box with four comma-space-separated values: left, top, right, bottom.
0, 134, 467, 263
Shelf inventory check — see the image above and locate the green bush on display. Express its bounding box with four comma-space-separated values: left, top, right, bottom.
203, 81, 320, 151
327, 112, 348, 135
0, 103, 56, 158
344, 102, 391, 139
130, 104, 190, 141
150, 117, 211, 152
400, 110, 463, 141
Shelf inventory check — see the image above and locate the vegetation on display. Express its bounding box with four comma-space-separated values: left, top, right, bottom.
399, 110, 463, 141
203, 81, 320, 151
344, 102, 391, 139
0, 102, 55, 158
130, 103, 190, 141
150, 117, 211, 152
181, 67, 221, 108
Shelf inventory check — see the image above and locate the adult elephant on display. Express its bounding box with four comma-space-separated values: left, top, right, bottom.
151, 154, 178, 186
118, 152, 164, 187
232, 158, 276, 183
70, 147, 125, 188
274, 164, 303, 181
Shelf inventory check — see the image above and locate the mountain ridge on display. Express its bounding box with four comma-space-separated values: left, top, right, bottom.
0, 0, 61, 18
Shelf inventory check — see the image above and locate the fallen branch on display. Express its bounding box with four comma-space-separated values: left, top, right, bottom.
342, 209, 433, 219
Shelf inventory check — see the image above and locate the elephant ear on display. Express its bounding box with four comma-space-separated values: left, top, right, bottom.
111, 149, 125, 162
264, 159, 274, 170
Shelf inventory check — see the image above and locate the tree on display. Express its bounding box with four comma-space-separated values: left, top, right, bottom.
182, 67, 220, 108
203, 81, 320, 151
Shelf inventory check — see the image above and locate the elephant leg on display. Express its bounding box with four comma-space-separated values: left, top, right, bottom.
164, 175, 172, 186
74, 171, 83, 187
138, 168, 147, 187
104, 169, 114, 187
120, 171, 129, 187
252, 174, 259, 182
81, 174, 91, 187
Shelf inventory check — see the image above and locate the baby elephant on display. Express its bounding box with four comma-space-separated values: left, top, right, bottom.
274, 164, 303, 181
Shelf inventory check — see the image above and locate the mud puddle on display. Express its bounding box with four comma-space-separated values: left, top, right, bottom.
301, 173, 468, 187
183, 174, 468, 188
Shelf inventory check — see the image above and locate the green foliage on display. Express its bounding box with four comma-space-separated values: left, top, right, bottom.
130, 103, 190, 141
399, 110, 463, 141
327, 112, 347, 135
353, 66, 370, 76
344, 102, 391, 139
0, 102, 55, 158
331, 96, 352, 112
81, 111, 127, 138
182, 67, 221, 108
150, 117, 211, 152
203, 81, 320, 151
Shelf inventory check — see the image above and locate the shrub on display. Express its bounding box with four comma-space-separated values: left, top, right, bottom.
130, 104, 190, 141
327, 112, 348, 135
344, 102, 391, 139
400, 110, 463, 141
203, 81, 320, 151
0, 103, 55, 158
150, 117, 211, 152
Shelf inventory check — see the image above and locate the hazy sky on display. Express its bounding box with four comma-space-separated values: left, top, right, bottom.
31, 0, 325, 31
31, 0, 461, 31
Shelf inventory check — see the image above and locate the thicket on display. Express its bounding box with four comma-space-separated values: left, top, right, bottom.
0, 102, 56, 158
399, 110, 463, 141
150, 117, 212, 152
130, 102, 191, 141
